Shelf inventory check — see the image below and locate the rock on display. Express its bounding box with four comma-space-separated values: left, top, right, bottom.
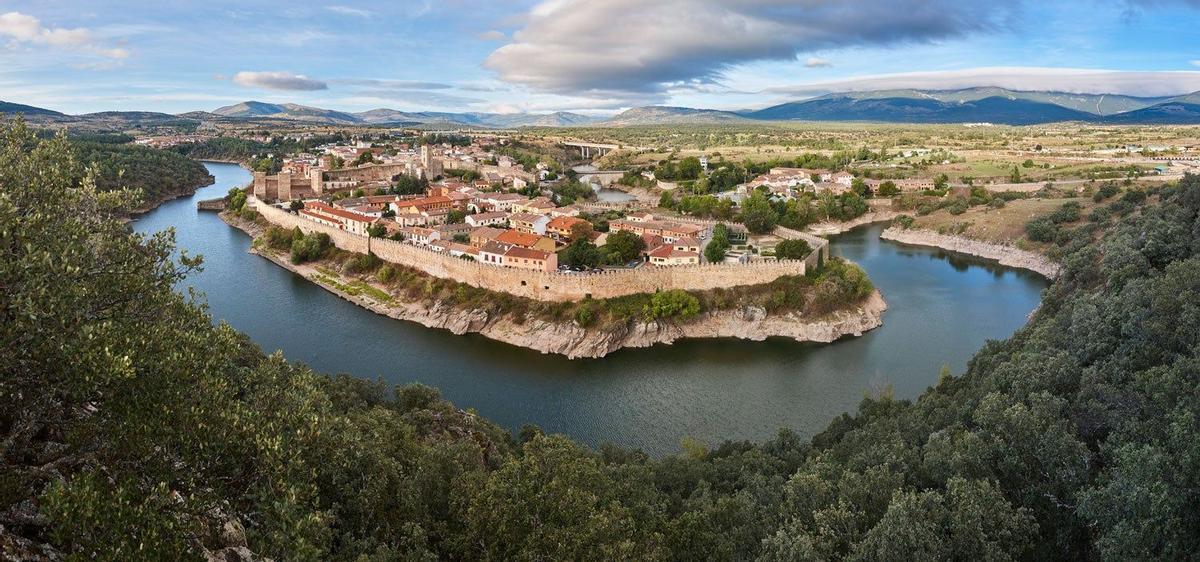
880, 226, 1061, 279
220, 520, 247, 548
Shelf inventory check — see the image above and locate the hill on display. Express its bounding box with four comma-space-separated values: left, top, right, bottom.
0, 100, 67, 118
211, 101, 363, 124
1102, 93, 1200, 124
602, 105, 747, 125
748, 90, 1103, 124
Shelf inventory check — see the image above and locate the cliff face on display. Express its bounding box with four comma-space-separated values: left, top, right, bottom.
879, 227, 1061, 279
372, 291, 887, 359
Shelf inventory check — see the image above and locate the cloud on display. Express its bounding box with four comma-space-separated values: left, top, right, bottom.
233, 71, 328, 91
335, 78, 454, 90
762, 67, 1200, 98
1192, 60, 1200, 67
478, 30, 506, 41
327, 5, 372, 18
805, 57, 832, 68
0, 11, 129, 59
484, 0, 1019, 98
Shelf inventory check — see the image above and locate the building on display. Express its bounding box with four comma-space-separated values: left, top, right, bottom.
511, 197, 557, 215
469, 226, 507, 248
546, 215, 590, 241
647, 242, 700, 266
465, 211, 509, 227
509, 213, 551, 235
502, 246, 558, 273
396, 226, 439, 246
299, 201, 377, 236
609, 219, 707, 243
495, 229, 557, 253
420, 145, 443, 178
478, 240, 512, 266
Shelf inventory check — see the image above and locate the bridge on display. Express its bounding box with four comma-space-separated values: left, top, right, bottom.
561, 141, 620, 159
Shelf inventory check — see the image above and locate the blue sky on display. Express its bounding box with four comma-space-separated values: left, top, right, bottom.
2, 0, 1200, 115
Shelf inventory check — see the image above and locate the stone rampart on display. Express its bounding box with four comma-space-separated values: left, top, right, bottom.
250, 197, 807, 302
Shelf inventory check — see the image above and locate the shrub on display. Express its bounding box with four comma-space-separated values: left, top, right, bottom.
376, 265, 396, 284
775, 239, 813, 260
290, 232, 332, 264
1049, 202, 1082, 224
643, 290, 701, 322
895, 215, 915, 229
1025, 217, 1057, 242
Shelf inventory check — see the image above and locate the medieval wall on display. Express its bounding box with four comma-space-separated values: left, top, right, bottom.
251, 197, 809, 302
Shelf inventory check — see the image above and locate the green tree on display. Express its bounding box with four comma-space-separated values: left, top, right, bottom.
775, 239, 813, 260
741, 192, 778, 234
560, 238, 602, 268
604, 230, 646, 264
877, 181, 899, 197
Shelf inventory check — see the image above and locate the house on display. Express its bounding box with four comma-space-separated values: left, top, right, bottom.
396, 226, 439, 246
509, 212, 551, 235
511, 197, 556, 215
478, 192, 527, 212
390, 195, 454, 215
502, 246, 558, 273
829, 171, 855, 186
549, 205, 582, 218
300, 201, 377, 236
647, 243, 700, 266
610, 219, 707, 243
469, 226, 507, 248
546, 215, 590, 241
478, 240, 513, 266
435, 222, 474, 240
465, 211, 509, 227
496, 229, 557, 253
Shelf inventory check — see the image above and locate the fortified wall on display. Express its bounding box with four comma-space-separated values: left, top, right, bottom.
251, 197, 812, 302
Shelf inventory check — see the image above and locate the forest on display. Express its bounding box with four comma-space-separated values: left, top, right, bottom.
3, 120, 1199, 560
69, 139, 213, 209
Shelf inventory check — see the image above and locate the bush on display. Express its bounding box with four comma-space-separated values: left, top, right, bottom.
895, 215, 915, 229
376, 265, 396, 283
643, 290, 701, 322
1093, 183, 1120, 202
1025, 217, 1057, 242
775, 239, 813, 260
1049, 202, 1082, 224
290, 232, 332, 264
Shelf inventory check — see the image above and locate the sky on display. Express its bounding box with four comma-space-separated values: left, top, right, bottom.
2, 0, 1200, 115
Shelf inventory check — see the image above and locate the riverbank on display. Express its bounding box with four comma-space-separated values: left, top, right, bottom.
126, 174, 216, 217
806, 210, 901, 236
224, 213, 886, 359
880, 226, 1061, 279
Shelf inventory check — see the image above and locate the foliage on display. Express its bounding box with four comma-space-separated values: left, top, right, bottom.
706, 223, 732, 263
740, 192, 778, 234
290, 230, 333, 264
644, 290, 701, 321
560, 238, 602, 269
603, 230, 646, 264
774, 239, 813, 260
8, 120, 1200, 562
71, 140, 212, 207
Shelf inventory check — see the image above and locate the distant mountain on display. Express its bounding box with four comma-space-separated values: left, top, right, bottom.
791, 88, 1170, 116
1102, 93, 1200, 124
211, 101, 361, 124
602, 106, 747, 125
0, 100, 68, 118
747, 89, 1118, 124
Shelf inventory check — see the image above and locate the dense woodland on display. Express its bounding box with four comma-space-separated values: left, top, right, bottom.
68, 138, 212, 208
3, 120, 1200, 560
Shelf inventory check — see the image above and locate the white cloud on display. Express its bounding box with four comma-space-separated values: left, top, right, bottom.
485, 0, 1019, 99
327, 5, 371, 18
805, 57, 832, 68
762, 67, 1200, 98
1191, 60, 1200, 67
0, 11, 128, 59
233, 71, 328, 91
478, 30, 506, 41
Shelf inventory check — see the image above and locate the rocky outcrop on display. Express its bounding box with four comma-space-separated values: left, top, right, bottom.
806, 211, 900, 236
880, 226, 1061, 279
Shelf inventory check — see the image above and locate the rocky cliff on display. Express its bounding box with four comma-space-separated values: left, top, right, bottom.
880, 226, 1061, 279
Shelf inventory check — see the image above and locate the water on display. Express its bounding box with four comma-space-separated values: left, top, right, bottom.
133, 162, 1047, 455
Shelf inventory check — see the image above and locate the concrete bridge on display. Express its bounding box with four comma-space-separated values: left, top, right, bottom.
562, 141, 620, 159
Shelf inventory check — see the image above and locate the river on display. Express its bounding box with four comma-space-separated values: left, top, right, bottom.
133, 162, 1047, 455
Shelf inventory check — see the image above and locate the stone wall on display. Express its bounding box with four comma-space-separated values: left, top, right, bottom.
250, 197, 807, 302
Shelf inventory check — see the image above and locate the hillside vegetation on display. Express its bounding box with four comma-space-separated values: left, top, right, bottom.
2, 120, 1199, 559
67, 136, 212, 209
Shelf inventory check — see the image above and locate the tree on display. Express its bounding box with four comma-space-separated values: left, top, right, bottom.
447, 209, 466, 224
1010, 166, 1022, 183
706, 223, 732, 263
351, 151, 376, 167
851, 178, 870, 197
604, 230, 646, 264
659, 190, 675, 209
774, 239, 813, 260
569, 220, 595, 241
877, 181, 899, 197
367, 223, 387, 238
740, 192, 778, 234
677, 157, 703, 180
934, 174, 949, 190
560, 238, 601, 268
644, 290, 701, 321
289, 199, 303, 212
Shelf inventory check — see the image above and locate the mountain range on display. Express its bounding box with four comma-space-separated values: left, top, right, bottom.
4, 87, 1200, 128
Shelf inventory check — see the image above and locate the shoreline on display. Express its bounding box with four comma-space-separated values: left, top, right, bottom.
880, 226, 1061, 279
805, 210, 900, 236
224, 213, 886, 359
